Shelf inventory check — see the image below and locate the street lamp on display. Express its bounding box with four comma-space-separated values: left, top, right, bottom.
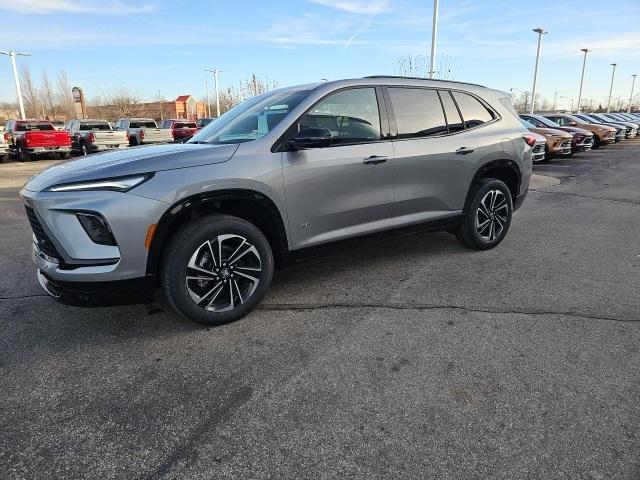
576, 48, 589, 113
203, 70, 211, 117
205, 69, 223, 117
530, 27, 548, 114
606, 63, 618, 113
0, 50, 31, 119
428, 0, 439, 79
560, 95, 574, 112
628, 74, 637, 113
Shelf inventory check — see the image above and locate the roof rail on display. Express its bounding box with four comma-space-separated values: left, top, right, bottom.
364, 75, 486, 88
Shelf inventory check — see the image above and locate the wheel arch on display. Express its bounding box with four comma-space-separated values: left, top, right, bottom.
464, 159, 521, 211
146, 189, 290, 279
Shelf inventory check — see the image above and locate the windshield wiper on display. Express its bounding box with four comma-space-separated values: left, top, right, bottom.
189, 140, 210, 144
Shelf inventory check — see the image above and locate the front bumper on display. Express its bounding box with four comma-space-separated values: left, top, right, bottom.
21, 187, 168, 284
573, 136, 593, 152
549, 138, 572, 156
37, 269, 155, 306
532, 143, 546, 162
27, 146, 71, 154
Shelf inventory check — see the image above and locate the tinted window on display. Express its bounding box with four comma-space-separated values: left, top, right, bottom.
389, 88, 447, 138
175, 122, 197, 129
452, 92, 494, 128
16, 122, 55, 131
131, 121, 158, 128
520, 115, 545, 128
298, 88, 381, 145
439, 90, 464, 133
80, 122, 112, 131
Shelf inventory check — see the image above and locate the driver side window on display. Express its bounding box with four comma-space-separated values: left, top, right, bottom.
297, 88, 381, 146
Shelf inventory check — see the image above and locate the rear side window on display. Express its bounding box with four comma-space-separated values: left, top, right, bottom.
452, 92, 494, 128
298, 87, 381, 145
175, 122, 197, 129
388, 88, 447, 138
438, 91, 464, 133
16, 122, 55, 131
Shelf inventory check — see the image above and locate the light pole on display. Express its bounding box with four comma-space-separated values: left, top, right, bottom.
560, 95, 573, 112
428, 0, 439, 79
0, 50, 31, 119
606, 63, 617, 113
553, 91, 558, 111
530, 28, 547, 114
205, 69, 223, 117
628, 74, 637, 113
204, 70, 211, 117
157, 90, 163, 120
576, 48, 589, 113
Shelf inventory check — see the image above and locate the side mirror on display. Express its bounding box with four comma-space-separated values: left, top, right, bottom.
287, 127, 332, 150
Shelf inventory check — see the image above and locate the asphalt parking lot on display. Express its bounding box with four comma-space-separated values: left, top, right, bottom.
1, 143, 639, 479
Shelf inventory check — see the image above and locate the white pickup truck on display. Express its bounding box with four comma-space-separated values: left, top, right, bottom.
65, 119, 129, 155
114, 118, 173, 146
1, 129, 9, 161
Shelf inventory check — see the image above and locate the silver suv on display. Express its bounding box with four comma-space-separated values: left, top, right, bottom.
21, 77, 532, 325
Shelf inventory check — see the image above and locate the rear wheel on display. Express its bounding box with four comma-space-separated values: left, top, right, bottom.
162, 214, 274, 326
455, 178, 513, 250
18, 144, 32, 162
59, 152, 71, 160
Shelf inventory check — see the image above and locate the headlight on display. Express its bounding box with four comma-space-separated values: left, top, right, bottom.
46, 173, 153, 192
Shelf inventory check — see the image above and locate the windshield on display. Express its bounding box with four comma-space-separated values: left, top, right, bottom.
530, 115, 560, 128
189, 89, 310, 145
520, 119, 536, 129
16, 122, 55, 131
569, 114, 591, 124
175, 122, 197, 129
81, 122, 112, 131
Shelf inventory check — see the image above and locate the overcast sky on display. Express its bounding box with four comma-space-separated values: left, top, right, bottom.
0, 0, 639, 109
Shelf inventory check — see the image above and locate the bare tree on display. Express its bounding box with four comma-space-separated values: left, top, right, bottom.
395, 54, 459, 80
41, 71, 56, 119
215, 75, 279, 115
56, 71, 76, 119
99, 86, 144, 118
20, 65, 42, 118
512, 91, 531, 113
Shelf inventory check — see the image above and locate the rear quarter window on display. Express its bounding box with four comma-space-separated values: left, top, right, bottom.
453, 92, 495, 128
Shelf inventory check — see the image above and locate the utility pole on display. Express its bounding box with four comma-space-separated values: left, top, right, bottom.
157, 90, 163, 120
576, 48, 589, 113
553, 91, 558, 111
627, 74, 636, 113
204, 70, 211, 117
606, 63, 617, 113
428, 0, 439, 79
1, 50, 31, 119
530, 28, 548, 114
205, 69, 223, 117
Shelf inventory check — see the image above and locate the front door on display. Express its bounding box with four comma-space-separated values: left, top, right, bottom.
282, 87, 394, 249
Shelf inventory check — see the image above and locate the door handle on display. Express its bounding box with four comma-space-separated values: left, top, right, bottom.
455, 147, 475, 155
363, 155, 388, 165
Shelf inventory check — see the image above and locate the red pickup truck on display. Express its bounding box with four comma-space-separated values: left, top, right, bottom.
3, 119, 72, 161
159, 119, 199, 141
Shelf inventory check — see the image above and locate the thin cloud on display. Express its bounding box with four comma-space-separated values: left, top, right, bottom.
0, 0, 156, 15
310, 0, 391, 15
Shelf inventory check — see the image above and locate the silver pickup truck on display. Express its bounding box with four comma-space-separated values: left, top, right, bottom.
65, 119, 129, 156
114, 118, 173, 146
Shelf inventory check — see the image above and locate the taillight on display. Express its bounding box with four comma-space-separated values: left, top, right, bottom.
125, 132, 130, 141
87, 132, 95, 142
139, 130, 145, 140
171, 129, 176, 139
523, 133, 537, 148
23, 135, 30, 148
3, 132, 10, 143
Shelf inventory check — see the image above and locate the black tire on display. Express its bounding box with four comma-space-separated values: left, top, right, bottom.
161, 214, 274, 326
455, 178, 513, 250
80, 142, 88, 156
592, 136, 601, 149
129, 137, 139, 147
18, 144, 32, 162
59, 152, 71, 160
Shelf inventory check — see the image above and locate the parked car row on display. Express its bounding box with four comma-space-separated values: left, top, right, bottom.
518, 111, 640, 162
1, 116, 209, 161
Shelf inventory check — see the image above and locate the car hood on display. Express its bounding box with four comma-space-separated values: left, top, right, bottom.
529, 127, 572, 138
555, 126, 593, 136
23, 142, 238, 192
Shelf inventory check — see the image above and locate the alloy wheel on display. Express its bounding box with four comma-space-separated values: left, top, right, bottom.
475, 190, 508, 241
185, 234, 262, 312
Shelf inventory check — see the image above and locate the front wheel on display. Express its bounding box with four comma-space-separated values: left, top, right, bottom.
455, 179, 513, 250
162, 214, 274, 326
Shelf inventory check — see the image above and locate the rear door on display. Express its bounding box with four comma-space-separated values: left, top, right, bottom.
386, 87, 482, 226
281, 86, 395, 249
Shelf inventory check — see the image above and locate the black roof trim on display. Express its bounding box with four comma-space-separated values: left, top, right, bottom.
364, 75, 485, 88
